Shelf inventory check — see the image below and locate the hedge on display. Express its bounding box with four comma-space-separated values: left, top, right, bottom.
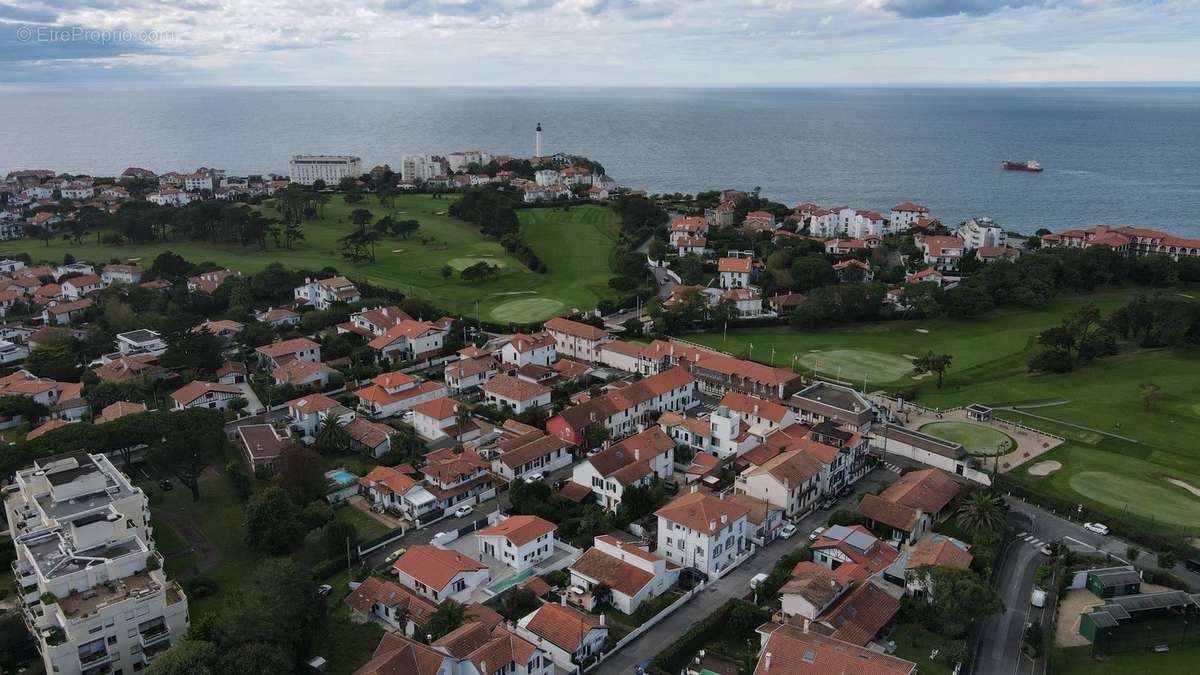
648, 599, 768, 674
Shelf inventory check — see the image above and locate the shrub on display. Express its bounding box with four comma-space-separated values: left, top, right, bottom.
187, 575, 219, 599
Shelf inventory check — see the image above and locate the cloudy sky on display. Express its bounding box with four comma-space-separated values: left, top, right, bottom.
2, 0, 1199, 85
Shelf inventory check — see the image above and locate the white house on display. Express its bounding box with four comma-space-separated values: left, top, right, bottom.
501, 332, 557, 367
255, 337, 321, 369
272, 360, 338, 388
917, 235, 966, 272
444, 355, 499, 393
735, 449, 826, 518
411, 396, 475, 441
889, 202, 930, 232
41, 299, 92, 325
368, 320, 447, 361
60, 274, 103, 300
359, 466, 440, 522
718, 257, 752, 289
568, 534, 680, 614
655, 489, 750, 579
293, 275, 360, 310
534, 169, 560, 186
169, 380, 244, 411
544, 317, 610, 363
344, 305, 412, 336
100, 264, 143, 285
354, 371, 447, 418
482, 374, 552, 415
115, 329, 167, 358
285, 392, 352, 438
392, 545, 490, 604
547, 366, 697, 447
147, 188, 191, 207
475, 515, 557, 572
342, 576, 438, 638
598, 340, 643, 373
569, 427, 675, 511
492, 432, 573, 481
956, 217, 1007, 250
517, 602, 607, 671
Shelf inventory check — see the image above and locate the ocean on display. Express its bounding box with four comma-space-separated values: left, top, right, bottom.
2, 85, 1199, 236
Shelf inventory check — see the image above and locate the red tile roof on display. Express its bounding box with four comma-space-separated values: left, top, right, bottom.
476, 515, 556, 546
655, 490, 750, 535
170, 380, 242, 406
544, 317, 608, 341
483, 374, 551, 403
393, 545, 487, 591
718, 257, 753, 273
411, 396, 460, 420
755, 624, 915, 675
522, 603, 604, 653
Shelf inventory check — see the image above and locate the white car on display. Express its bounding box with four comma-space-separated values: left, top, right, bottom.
316, 584, 333, 598
1083, 522, 1110, 536
526, 472, 545, 482
808, 526, 826, 542
1030, 588, 1046, 608
454, 504, 474, 518
1039, 545, 1054, 557
779, 523, 798, 540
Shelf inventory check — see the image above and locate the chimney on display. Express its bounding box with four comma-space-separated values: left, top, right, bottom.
691, 485, 698, 494
720, 513, 728, 525
764, 652, 772, 671
633, 448, 640, 461
599, 614, 605, 626
803, 619, 810, 633
709, 519, 716, 530
561, 594, 566, 606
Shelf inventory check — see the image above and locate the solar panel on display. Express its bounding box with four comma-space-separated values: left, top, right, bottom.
802, 649, 817, 664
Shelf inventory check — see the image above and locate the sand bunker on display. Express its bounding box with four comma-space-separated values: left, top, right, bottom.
915, 328, 930, 333
1027, 460, 1062, 476
1166, 478, 1200, 498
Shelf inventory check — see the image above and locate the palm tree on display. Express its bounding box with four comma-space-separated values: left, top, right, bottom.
955, 490, 1007, 532
424, 600, 465, 641
315, 415, 349, 454
455, 404, 472, 442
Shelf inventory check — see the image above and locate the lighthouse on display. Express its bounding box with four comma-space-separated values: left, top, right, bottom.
535, 122, 543, 158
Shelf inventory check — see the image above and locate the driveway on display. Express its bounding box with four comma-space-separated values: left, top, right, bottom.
596, 468, 899, 675
360, 492, 511, 570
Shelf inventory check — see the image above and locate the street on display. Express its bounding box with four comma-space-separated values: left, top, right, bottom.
971, 497, 1200, 675
596, 467, 899, 674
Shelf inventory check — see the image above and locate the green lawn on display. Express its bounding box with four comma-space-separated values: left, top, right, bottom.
0, 195, 620, 323
687, 287, 1200, 539
1051, 644, 1200, 674
890, 622, 961, 675
919, 421, 1014, 457
333, 503, 391, 541
149, 470, 382, 672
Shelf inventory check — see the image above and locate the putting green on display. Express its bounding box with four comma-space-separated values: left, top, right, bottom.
920, 421, 1015, 457
1067, 470, 1200, 527
445, 256, 508, 271
796, 349, 913, 383
489, 298, 565, 323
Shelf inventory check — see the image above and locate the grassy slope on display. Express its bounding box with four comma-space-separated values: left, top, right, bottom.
1052, 644, 1200, 674
686, 286, 1200, 537
0, 195, 619, 323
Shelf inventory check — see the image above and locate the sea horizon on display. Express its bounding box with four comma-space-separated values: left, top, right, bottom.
4, 85, 1199, 238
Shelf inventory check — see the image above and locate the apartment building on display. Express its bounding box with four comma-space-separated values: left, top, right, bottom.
5, 453, 189, 675
655, 489, 750, 579
547, 367, 697, 447
288, 154, 362, 186
543, 318, 610, 363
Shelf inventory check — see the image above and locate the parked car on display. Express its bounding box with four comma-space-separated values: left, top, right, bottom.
316, 584, 333, 598
750, 573, 769, 592
779, 523, 798, 540
1030, 588, 1046, 608
454, 504, 474, 518
384, 547, 406, 564
819, 497, 837, 510
1083, 522, 1110, 536
809, 526, 827, 542
1039, 544, 1055, 556
526, 472, 544, 482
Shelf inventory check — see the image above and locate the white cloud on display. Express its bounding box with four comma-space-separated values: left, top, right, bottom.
1, 0, 1198, 82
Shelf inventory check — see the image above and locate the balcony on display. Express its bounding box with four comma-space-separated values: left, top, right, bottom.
78, 648, 113, 670
140, 625, 171, 649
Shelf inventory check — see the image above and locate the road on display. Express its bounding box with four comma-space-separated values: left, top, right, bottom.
972, 497, 1200, 675
359, 492, 513, 570
596, 468, 900, 675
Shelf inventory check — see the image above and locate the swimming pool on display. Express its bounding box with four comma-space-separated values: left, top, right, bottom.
326, 469, 357, 485
486, 568, 536, 595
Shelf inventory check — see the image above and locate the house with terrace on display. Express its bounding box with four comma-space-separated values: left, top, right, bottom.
789, 381, 876, 432
502, 332, 557, 367
192, 318, 244, 342
255, 337, 321, 369
341, 305, 412, 337
569, 426, 676, 511
916, 234, 966, 272
420, 447, 493, 511
354, 371, 447, 418
411, 397, 478, 442
294, 275, 360, 310
445, 354, 499, 393
856, 469, 960, 546
359, 465, 439, 522
719, 392, 796, 435
255, 307, 300, 328
99, 264, 143, 285
516, 602, 607, 671
169, 381, 244, 411
393, 545, 490, 604
546, 366, 697, 447
568, 534, 680, 614
809, 524, 904, 589
272, 360, 338, 388
655, 489, 751, 579
492, 431, 573, 482
543, 317, 611, 363
368, 320, 448, 362
482, 374, 552, 415
343, 576, 438, 638
235, 423, 292, 472
285, 392, 353, 438
475, 515, 557, 572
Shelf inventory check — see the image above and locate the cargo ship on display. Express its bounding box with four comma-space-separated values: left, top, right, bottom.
1002, 160, 1043, 172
